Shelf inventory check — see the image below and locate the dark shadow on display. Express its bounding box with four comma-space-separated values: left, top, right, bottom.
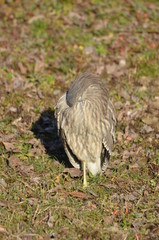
31, 108, 72, 167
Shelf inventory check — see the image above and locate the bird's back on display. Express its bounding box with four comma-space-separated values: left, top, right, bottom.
66, 72, 108, 107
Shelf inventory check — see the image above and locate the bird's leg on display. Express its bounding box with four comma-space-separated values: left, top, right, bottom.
83, 161, 88, 188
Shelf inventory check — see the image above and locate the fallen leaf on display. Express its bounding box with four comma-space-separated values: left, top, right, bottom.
95, 65, 105, 75
9, 106, 17, 113
28, 14, 45, 24
47, 185, 62, 193
20, 164, 34, 176
12, 117, 22, 126
87, 190, 98, 197
0, 178, 7, 188
84, 201, 97, 209
108, 222, 121, 233
122, 193, 138, 202
0, 202, 8, 207
124, 202, 132, 215
100, 183, 118, 189
30, 176, 41, 184
119, 59, 126, 67
28, 198, 38, 206
138, 86, 147, 92
48, 216, 54, 228
0, 225, 7, 233
63, 168, 82, 178
106, 64, 118, 74
140, 124, 154, 133
19, 233, 39, 239
111, 210, 120, 216
18, 62, 27, 74
68, 191, 93, 199
2, 142, 15, 151
148, 163, 159, 177
84, 46, 96, 55
8, 155, 34, 176
121, 89, 130, 100
92, 19, 108, 31
150, 100, 159, 110
60, 226, 69, 234
117, 131, 123, 142
0, 133, 15, 142
104, 215, 114, 226
131, 221, 145, 228
34, 58, 46, 73
142, 115, 158, 125
8, 155, 22, 169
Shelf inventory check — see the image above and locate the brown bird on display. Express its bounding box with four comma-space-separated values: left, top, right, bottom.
55, 72, 116, 187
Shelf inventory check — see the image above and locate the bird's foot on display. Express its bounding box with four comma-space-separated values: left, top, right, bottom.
83, 180, 88, 188
83, 161, 88, 188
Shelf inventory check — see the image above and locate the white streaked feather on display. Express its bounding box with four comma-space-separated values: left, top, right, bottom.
54, 73, 116, 175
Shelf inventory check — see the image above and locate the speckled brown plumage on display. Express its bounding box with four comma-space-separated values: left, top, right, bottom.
55, 72, 116, 186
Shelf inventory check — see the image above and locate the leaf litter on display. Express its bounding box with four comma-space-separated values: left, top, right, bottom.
0, 0, 159, 239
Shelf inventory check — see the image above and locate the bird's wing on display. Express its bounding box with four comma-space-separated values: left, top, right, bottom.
101, 99, 116, 171
54, 93, 81, 169
54, 93, 67, 135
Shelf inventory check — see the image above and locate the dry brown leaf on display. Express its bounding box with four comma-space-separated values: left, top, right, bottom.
0, 133, 15, 142
8, 155, 34, 176
18, 62, 27, 74
117, 131, 123, 142
106, 63, 118, 74
2, 141, 15, 151
0, 178, 7, 188
20, 164, 34, 176
84, 201, 97, 209
63, 168, 82, 178
148, 163, 159, 177
26, 139, 39, 146
0, 201, 8, 207
28, 14, 45, 24
12, 117, 22, 126
48, 185, 62, 193
29, 147, 42, 155
151, 99, 159, 110
120, 89, 130, 100
60, 226, 69, 234
68, 191, 93, 199
95, 65, 105, 75
140, 124, 154, 133
100, 183, 118, 189
92, 19, 108, 31
0, 225, 7, 233
30, 176, 41, 184
103, 216, 114, 226
84, 46, 96, 55
119, 59, 126, 67
124, 193, 138, 201
28, 198, 39, 206
9, 106, 17, 113
8, 155, 22, 169
34, 58, 45, 73
108, 223, 121, 233
142, 115, 158, 125
48, 216, 54, 228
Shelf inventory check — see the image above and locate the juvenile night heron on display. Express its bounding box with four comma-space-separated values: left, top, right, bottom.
55, 72, 116, 187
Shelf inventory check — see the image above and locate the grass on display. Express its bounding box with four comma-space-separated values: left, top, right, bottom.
0, 0, 159, 239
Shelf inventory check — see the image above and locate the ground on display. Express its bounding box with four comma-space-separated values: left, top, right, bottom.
0, 0, 159, 239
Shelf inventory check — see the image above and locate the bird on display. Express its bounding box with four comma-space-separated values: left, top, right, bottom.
54, 72, 116, 187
